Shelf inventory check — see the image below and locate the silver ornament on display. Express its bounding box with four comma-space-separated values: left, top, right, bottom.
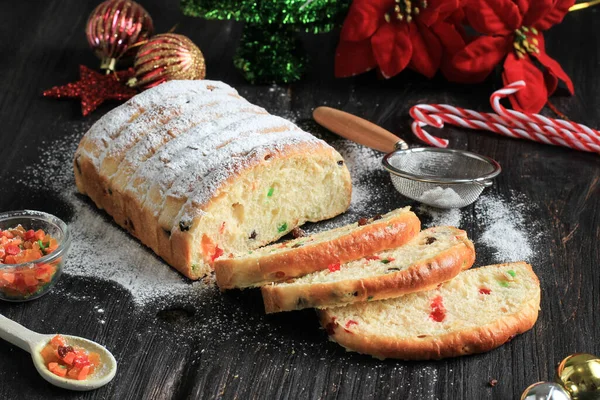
521, 382, 572, 400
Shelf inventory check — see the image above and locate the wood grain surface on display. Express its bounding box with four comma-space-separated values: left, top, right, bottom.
0, 1, 598, 399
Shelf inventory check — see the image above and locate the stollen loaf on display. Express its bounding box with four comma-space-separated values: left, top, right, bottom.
73, 80, 352, 279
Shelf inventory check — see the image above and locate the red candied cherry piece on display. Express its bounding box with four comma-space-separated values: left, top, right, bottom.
210, 246, 224, 263
345, 320, 358, 329
429, 295, 446, 322
328, 263, 341, 272
5, 245, 20, 256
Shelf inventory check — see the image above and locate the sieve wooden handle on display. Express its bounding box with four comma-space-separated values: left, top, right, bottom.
312, 106, 404, 153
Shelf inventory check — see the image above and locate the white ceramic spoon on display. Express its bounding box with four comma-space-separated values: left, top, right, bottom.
0, 314, 117, 391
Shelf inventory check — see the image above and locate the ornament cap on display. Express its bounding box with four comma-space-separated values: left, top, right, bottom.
100, 58, 118, 73
126, 77, 138, 88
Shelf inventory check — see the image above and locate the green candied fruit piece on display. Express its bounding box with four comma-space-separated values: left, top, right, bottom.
381, 259, 391, 264
507, 270, 517, 277
367, 296, 374, 301
267, 187, 274, 197
498, 280, 510, 288
191, 264, 200, 273
278, 223, 288, 233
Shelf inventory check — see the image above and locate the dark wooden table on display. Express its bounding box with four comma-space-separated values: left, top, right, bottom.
1, 1, 598, 399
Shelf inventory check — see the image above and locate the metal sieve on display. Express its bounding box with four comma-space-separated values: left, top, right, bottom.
313, 107, 501, 209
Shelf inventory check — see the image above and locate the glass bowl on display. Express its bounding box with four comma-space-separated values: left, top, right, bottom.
0, 210, 71, 302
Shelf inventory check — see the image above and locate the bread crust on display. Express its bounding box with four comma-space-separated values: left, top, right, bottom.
76, 140, 351, 279
214, 210, 421, 289
261, 234, 475, 313
317, 263, 540, 360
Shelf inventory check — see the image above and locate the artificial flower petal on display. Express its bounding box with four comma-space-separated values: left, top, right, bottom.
335, 39, 378, 78
449, 36, 510, 83
465, 0, 522, 35
521, 0, 553, 27
408, 23, 442, 79
514, 0, 529, 16
534, 0, 576, 31
544, 67, 559, 96
371, 23, 413, 78
432, 22, 469, 82
420, 0, 460, 26
447, 7, 466, 26
340, 0, 393, 42
534, 38, 575, 94
502, 54, 548, 113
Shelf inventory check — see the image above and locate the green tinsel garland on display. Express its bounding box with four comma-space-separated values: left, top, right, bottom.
181, 0, 350, 84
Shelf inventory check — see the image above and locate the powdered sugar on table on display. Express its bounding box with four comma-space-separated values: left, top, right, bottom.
475, 193, 537, 262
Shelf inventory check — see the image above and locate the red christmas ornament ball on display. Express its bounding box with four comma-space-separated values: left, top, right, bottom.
129, 33, 206, 90
86, 0, 153, 72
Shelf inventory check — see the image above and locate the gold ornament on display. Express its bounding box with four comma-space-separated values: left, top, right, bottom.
557, 353, 600, 400
128, 33, 206, 90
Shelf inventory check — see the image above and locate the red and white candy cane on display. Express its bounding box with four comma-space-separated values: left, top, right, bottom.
409, 80, 600, 154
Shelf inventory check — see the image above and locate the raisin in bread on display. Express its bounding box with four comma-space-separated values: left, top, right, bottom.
318, 262, 540, 360
73, 80, 352, 279
214, 207, 421, 289
261, 226, 475, 313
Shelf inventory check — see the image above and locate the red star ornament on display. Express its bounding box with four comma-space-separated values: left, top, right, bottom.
43, 65, 138, 116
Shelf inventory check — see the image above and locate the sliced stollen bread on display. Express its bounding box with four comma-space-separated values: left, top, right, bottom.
261, 226, 475, 313
318, 262, 540, 360
214, 207, 421, 289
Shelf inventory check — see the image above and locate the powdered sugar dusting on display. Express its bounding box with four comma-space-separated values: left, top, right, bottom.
66, 199, 210, 305
127, 110, 267, 200
418, 206, 463, 227
167, 115, 306, 202
83, 80, 237, 160
475, 193, 537, 262
335, 141, 383, 215
417, 187, 462, 208
16, 125, 211, 306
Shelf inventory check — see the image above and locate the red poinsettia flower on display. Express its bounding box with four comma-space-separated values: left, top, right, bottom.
446, 0, 575, 112
335, 0, 463, 79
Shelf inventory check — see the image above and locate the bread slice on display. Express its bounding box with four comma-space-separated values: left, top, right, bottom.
261, 226, 475, 313
214, 207, 421, 289
318, 262, 540, 360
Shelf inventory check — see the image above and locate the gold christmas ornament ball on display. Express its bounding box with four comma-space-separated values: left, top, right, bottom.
521, 382, 572, 400
129, 33, 206, 90
556, 353, 600, 400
